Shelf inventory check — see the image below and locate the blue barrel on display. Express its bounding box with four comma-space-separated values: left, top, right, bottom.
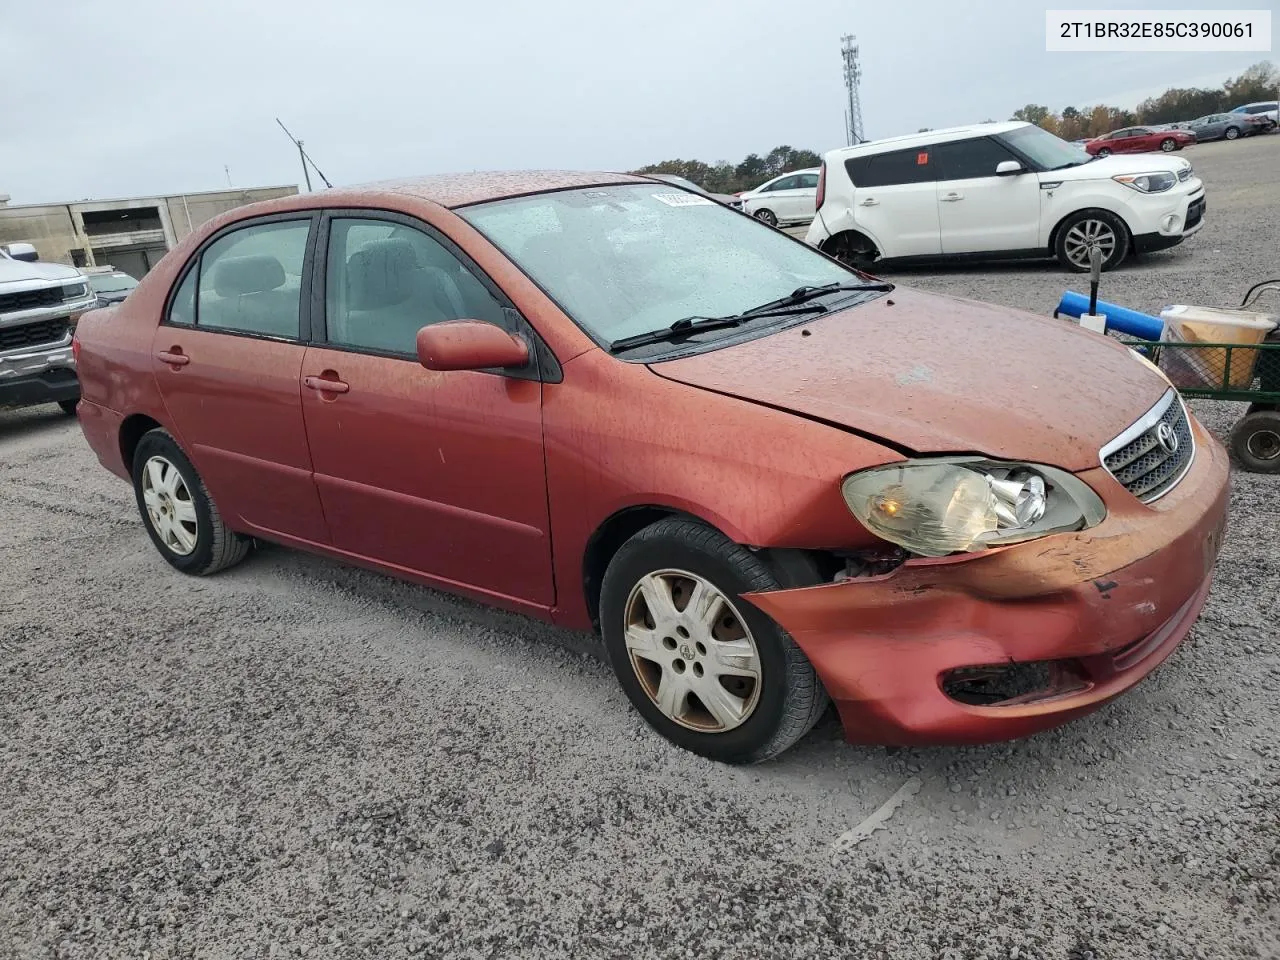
1054, 291, 1165, 341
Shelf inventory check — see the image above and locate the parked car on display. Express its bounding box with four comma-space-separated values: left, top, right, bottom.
0, 244, 98, 415
806, 121, 1206, 272
1084, 126, 1196, 155
1185, 112, 1256, 142
72, 170, 1228, 762
737, 168, 820, 226
82, 267, 140, 306
640, 173, 742, 209
1230, 101, 1279, 128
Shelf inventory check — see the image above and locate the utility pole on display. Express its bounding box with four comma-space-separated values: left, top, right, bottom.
841, 34, 865, 145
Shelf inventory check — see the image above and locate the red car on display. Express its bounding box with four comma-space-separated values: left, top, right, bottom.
1085, 126, 1196, 156
73, 172, 1228, 763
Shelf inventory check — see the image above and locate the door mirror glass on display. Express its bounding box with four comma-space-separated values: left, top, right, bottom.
417, 319, 530, 372
995, 160, 1023, 176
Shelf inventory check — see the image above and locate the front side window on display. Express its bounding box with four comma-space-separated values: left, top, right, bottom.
460, 184, 859, 348
195, 220, 310, 338
324, 218, 507, 356
763, 175, 798, 192
932, 137, 1019, 181
168, 264, 196, 326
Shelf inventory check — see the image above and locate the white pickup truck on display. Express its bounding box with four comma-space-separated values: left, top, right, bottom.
0, 243, 99, 415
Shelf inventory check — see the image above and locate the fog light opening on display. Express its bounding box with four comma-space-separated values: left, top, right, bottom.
942, 660, 1088, 706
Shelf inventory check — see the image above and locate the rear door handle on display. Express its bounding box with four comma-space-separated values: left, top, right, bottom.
156, 350, 189, 367
304, 375, 349, 394
858, 198, 879, 207
941, 192, 964, 202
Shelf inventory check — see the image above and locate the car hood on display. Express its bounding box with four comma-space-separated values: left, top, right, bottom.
0, 256, 82, 284
649, 287, 1169, 472
1057, 153, 1192, 181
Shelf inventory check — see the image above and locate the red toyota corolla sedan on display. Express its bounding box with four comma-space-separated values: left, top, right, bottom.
72, 171, 1229, 763
1085, 126, 1197, 156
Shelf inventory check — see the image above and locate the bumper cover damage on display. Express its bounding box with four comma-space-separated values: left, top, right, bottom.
743, 420, 1230, 746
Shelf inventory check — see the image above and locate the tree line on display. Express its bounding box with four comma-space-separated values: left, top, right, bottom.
637, 62, 1276, 192
633, 145, 822, 196
1007, 60, 1277, 140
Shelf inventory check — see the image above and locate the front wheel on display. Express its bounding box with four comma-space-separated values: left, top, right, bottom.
1055, 210, 1130, 272
1096, 147, 1112, 157
599, 517, 828, 764
753, 208, 778, 227
1225, 126, 1240, 140
1229, 410, 1280, 473
1160, 138, 1176, 151
131, 428, 252, 575
58, 398, 79, 416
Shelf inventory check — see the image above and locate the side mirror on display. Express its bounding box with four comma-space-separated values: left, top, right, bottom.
995, 160, 1024, 176
416, 320, 530, 372
5, 242, 38, 262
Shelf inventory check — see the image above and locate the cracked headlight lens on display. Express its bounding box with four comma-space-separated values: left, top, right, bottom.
841, 459, 1106, 557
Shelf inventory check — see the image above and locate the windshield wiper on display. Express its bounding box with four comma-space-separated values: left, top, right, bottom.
609, 302, 834, 353
736, 279, 894, 317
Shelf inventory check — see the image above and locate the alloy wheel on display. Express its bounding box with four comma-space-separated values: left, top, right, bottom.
1063, 219, 1118, 269
623, 569, 762, 733
1161, 139, 1176, 151
754, 209, 778, 227
141, 455, 198, 556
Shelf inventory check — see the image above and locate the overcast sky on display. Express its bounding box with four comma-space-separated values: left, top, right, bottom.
2, 0, 1273, 203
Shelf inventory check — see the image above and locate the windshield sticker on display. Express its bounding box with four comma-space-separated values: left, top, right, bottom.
652, 192, 715, 207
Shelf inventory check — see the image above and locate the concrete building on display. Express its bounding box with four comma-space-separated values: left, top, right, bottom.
0, 185, 299, 279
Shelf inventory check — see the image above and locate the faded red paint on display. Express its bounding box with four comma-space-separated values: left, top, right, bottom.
73, 171, 1231, 747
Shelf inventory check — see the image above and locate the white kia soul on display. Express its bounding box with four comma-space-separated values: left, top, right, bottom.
805, 121, 1206, 272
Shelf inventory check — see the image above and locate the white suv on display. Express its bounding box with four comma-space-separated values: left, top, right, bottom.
805, 122, 1207, 272
738, 168, 820, 227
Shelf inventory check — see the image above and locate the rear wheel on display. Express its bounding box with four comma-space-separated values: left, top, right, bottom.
131, 428, 252, 575
1055, 210, 1130, 272
1230, 410, 1280, 474
753, 208, 778, 227
599, 517, 827, 764
1160, 138, 1176, 151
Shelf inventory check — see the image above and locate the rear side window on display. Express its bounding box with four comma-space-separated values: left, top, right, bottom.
932, 137, 1019, 181
796, 173, 819, 189
845, 148, 935, 188
196, 220, 310, 338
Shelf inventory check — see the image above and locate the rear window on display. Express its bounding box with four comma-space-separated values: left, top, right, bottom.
845, 148, 935, 188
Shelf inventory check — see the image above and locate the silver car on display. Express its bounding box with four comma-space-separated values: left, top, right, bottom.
1186, 113, 1254, 142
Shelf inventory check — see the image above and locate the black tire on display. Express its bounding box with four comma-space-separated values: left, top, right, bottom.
1054, 209, 1130, 273
1160, 138, 1176, 151
824, 231, 878, 271
57, 398, 79, 416
599, 517, 828, 764
131, 428, 252, 575
1225, 126, 1240, 140
1229, 410, 1280, 474
1096, 147, 1112, 157
753, 208, 778, 227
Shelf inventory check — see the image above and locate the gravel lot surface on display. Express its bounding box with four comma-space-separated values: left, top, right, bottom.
2, 136, 1278, 960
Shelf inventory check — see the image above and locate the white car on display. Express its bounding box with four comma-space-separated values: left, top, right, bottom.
805, 122, 1206, 272
737, 168, 820, 227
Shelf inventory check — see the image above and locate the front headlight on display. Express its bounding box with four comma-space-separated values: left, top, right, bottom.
61, 282, 89, 300
841, 458, 1106, 557
1112, 172, 1176, 194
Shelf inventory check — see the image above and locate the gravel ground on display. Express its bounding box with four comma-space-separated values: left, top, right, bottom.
2, 136, 1278, 960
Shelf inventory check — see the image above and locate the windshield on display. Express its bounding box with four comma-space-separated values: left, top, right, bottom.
459, 184, 855, 347
88, 273, 138, 294
996, 124, 1090, 170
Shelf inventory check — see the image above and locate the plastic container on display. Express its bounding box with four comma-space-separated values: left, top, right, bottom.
1158, 305, 1278, 390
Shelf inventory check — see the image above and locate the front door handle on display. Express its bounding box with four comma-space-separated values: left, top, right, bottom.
156, 349, 189, 367
858, 198, 879, 207
304, 374, 349, 394
941, 192, 964, 202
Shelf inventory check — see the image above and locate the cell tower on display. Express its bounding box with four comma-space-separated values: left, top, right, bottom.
841, 34, 864, 145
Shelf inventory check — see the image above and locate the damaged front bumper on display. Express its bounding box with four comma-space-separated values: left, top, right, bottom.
742, 416, 1230, 746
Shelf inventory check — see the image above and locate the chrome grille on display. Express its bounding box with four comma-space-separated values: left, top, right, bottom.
1100, 390, 1195, 503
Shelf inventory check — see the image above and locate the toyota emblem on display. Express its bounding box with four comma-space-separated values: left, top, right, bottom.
1155, 422, 1179, 455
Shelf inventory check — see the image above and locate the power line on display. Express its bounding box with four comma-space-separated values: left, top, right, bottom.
275, 118, 332, 191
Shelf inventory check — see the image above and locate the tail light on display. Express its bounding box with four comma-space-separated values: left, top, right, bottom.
815, 162, 826, 211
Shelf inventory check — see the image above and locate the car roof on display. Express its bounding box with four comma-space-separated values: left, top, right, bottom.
825, 121, 1029, 158
255, 170, 652, 213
